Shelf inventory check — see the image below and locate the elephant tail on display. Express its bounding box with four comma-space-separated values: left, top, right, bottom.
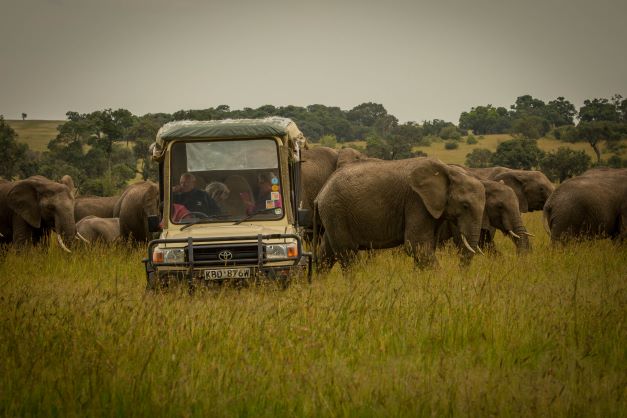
312, 199, 319, 269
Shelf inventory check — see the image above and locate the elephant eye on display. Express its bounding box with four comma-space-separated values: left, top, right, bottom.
462, 202, 470, 209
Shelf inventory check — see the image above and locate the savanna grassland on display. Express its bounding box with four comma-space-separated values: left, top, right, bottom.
1, 212, 625, 417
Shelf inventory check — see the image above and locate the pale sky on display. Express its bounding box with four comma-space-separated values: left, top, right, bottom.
1, 0, 626, 123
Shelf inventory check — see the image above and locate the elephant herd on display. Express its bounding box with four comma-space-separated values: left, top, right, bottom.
0, 176, 159, 250
1, 147, 625, 269
302, 147, 626, 271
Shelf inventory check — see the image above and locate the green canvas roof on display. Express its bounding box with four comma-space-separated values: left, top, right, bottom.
156, 117, 300, 141
151, 117, 307, 161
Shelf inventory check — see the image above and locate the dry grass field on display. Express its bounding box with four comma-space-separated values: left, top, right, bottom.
1, 212, 625, 416
7, 120, 64, 152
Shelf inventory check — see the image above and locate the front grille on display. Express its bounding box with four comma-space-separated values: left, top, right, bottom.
186, 243, 263, 266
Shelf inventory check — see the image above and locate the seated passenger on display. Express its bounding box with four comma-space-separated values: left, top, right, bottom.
172, 173, 221, 217
205, 181, 230, 204
241, 172, 281, 213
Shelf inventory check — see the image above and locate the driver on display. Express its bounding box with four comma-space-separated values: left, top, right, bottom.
172, 173, 221, 217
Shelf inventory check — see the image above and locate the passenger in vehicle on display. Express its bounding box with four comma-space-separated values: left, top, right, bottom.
205, 181, 230, 203
172, 172, 221, 216
241, 172, 281, 213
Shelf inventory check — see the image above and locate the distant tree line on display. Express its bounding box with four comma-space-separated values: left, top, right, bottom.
1, 94, 626, 193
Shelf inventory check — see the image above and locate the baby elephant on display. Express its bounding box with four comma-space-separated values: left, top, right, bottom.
76, 216, 121, 244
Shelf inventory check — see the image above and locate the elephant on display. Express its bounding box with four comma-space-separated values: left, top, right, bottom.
543, 168, 627, 242
438, 172, 532, 254
300, 146, 369, 212
0, 176, 76, 251
76, 216, 121, 243
315, 157, 486, 270
113, 181, 159, 241
74, 195, 121, 222
466, 167, 554, 213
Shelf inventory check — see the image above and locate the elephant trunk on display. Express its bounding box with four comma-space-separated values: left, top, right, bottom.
55, 211, 77, 251
459, 225, 482, 266
511, 224, 532, 254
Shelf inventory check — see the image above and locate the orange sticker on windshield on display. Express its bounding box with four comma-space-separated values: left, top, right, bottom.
272, 185, 279, 191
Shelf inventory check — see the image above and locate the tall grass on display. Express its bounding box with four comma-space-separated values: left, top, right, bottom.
1, 213, 625, 416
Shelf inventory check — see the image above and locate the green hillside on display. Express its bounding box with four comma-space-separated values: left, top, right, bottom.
7, 120, 65, 152
8, 120, 626, 167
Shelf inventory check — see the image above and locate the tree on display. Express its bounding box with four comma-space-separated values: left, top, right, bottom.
21, 113, 27, 121
0, 116, 36, 179
511, 115, 550, 139
465, 148, 494, 168
491, 139, 545, 170
347, 102, 388, 127
459, 105, 511, 134
540, 147, 591, 182
564, 121, 622, 163
578, 98, 620, 122
510, 95, 546, 118
545, 97, 576, 126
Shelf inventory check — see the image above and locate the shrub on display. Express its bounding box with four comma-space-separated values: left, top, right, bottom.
439, 126, 461, 140
319, 134, 337, 148
540, 147, 591, 182
465, 148, 494, 168
466, 134, 478, 145
492, 139, 545, 169
444, 141, 459, 150
607, 155, 626, 168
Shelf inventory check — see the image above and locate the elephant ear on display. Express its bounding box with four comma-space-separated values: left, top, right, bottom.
495, 172, 528, 213
407, 159, 449, 219
142, 183, 160, 215
336, 148, 366, 168
7, 180, 41, 228
60, 175, 76, 198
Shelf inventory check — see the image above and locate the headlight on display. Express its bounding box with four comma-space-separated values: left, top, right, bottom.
266, 243, 298, 259
152, 248, 185, 264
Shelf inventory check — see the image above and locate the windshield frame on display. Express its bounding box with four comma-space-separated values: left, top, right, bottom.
167, 137, 286, 225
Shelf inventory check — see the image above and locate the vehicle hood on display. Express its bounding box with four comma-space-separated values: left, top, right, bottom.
162, 223, 292, 242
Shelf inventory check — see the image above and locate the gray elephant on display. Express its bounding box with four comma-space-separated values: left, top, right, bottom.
316, 158, 486, 270
76, 216, 121, 243
74, 195, 121, 222
543, 168, 627, 242
0, 176, 76, 251
438, 170, 532, 254
467, 167, 554, 212
113, 181, 159, 241
300, 146, 369, 212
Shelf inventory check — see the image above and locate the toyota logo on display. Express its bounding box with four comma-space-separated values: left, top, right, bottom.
218, 250, 233, 261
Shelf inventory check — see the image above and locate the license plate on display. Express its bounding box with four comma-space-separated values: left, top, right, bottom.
204, 268, 251, 280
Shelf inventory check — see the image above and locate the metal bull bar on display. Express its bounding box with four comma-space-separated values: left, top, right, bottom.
144, 233, 313, 284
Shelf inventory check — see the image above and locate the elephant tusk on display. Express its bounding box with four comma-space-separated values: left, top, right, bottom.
475, 246, 485, 256
56, 234, 72, 253
520, 231, 535, 237
461, 234, 476, 254
76, 232, 90, 243
508, 230, 521, 239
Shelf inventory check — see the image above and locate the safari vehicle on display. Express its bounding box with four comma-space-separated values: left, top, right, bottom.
143, 117, 312, 289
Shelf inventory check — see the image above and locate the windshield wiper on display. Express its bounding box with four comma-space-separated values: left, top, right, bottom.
180, 214, 231, 231
233, 208, 277, 225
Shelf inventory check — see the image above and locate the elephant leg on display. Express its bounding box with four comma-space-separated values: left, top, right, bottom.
478, 228, 499, 255
338, 249, 357, 273
316, 233, 336, 274
12, 214, 34, 246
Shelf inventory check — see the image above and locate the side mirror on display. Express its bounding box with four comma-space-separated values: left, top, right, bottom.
298, 208, 313, 228
147, 215, 162, 233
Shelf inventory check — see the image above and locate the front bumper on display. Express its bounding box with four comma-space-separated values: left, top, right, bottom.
143, 233, 312, 286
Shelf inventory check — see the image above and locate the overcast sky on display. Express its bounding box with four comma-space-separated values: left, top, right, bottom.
1, 0, 626, 123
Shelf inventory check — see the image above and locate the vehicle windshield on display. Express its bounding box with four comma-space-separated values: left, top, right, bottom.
169, 139, 284, 224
